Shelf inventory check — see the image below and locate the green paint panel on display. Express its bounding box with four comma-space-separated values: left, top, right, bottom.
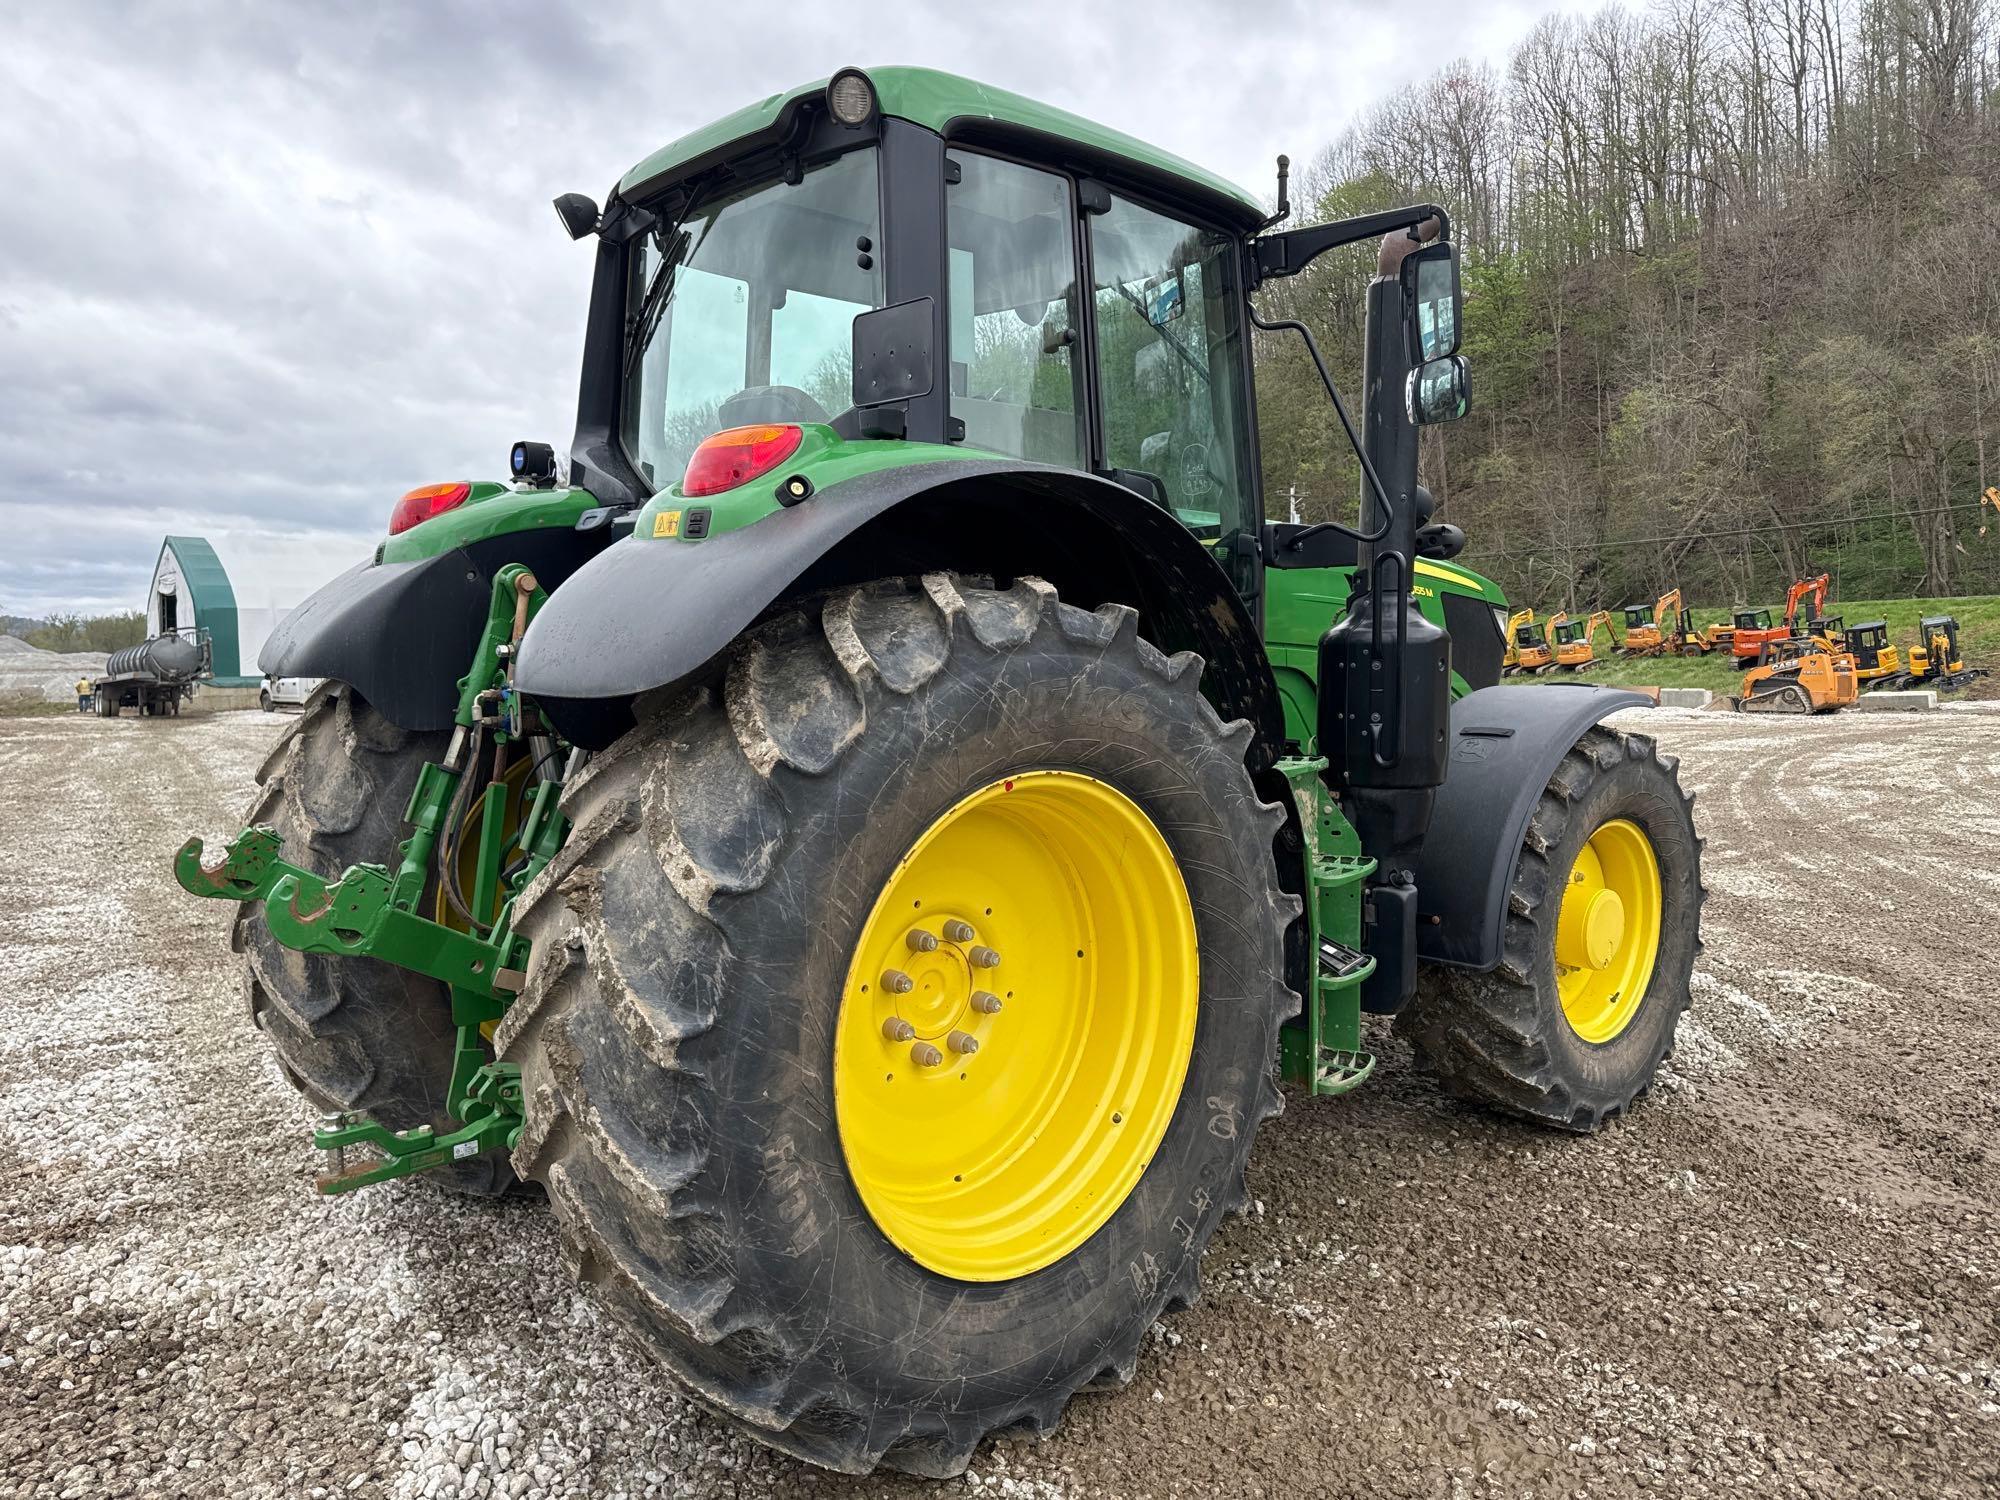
1265, 556, 1509, 747
618, 66, 1264, 221
378, 483, 600, 564
631, 426, 971, 541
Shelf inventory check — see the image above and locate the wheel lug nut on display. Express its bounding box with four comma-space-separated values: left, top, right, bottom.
942, 919, 976, 943
881, 969, 915, 994
968, 946, 1001, 969
905, 928, 939, 953
947, 1030, 979, 1055
881, 1016, 916, 1042
910, 1041, 944, 1068
970, 990, 1003, 1014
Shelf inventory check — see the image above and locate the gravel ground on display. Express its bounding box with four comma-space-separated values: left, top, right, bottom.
2, 706, 1996, 1499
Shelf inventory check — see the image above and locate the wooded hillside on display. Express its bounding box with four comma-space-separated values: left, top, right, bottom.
1254, 0, 2000, 613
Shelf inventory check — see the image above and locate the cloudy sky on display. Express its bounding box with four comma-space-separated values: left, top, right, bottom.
0, 0, 1563, 618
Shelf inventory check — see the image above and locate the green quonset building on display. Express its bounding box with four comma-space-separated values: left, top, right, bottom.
145, 535, 345, 688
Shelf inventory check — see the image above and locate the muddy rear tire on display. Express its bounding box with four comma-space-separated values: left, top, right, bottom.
1398, 726, 1702, 1131
498, 575, 1298, 1475
234, 683, 514, 1195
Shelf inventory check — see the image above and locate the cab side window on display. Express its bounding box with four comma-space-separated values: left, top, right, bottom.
945, 155, 1084, 468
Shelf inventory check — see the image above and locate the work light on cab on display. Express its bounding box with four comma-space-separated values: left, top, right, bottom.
681, 425, 803, 498
388, 481, 472, 535
826, 67, 876, 126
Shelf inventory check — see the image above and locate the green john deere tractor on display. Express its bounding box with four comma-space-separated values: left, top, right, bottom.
180, 67, 1702, 1476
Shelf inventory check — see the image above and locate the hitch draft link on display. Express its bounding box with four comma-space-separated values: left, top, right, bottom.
174, 565, 563, 1192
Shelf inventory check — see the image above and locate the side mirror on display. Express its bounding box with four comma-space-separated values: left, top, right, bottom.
1402, 241, 1461, 362
1415, 522, 1466, 560
1406, 355, 1470, 425
553, 192, 601, 241
851, 298, 935, 409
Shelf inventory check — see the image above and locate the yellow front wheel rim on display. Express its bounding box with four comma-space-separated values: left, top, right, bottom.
1555, 817, 1663, 1044
834, 771, 1199, 1282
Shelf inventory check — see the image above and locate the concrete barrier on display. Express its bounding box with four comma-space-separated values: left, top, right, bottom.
1853, 690, 1936, 713
187, 685, 265, 714
1658, 688, 1714, 709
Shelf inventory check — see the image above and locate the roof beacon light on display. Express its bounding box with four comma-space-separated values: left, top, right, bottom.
827, 68, 876, 127
388, 481, 472, 536
682, 425, 803, 498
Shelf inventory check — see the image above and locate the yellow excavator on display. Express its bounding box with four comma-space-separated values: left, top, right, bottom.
1516, 611, 1560, 675
1547, 610, 1616, 673
1840, 621, 1903, 688
1868, 615, 1990, 693
1618, 589, 1680, 657
1500, 608, 1537, 675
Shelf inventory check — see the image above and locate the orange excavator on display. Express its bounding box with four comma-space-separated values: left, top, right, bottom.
1618, 589, 1681, 656
1732, 573, 1830, 664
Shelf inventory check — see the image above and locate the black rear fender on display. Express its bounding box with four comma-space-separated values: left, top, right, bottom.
515, 460, 1285, 763
259, 527, 607, 731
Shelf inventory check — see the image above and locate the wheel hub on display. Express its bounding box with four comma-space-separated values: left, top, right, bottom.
888, 941, 978, 1040
1559, 887, 1626, 971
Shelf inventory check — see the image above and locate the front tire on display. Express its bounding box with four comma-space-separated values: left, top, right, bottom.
233, 683, 514, 1194
1399, 726, 1702, 1131
498, 576, 1298, 1475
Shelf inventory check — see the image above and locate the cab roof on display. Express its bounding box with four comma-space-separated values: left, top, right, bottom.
618, 66, 1266, 224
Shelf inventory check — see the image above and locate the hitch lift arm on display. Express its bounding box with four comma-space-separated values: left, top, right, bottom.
175, 564, 568, 1190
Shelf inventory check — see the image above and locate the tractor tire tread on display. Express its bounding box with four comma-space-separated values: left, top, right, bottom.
498, 573, 1295, 1476
1397, 726, 1703, 1132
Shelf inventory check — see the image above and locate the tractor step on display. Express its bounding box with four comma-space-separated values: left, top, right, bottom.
1312, 1049, 1377, 1095
1318, 937, 1370, 979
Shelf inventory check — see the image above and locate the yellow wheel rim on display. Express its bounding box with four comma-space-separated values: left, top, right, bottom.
1555, 818, 1663, 1044
834, 771, 1199, 1282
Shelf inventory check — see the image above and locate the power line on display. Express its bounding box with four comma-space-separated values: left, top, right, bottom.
1462, 500, 1991, 561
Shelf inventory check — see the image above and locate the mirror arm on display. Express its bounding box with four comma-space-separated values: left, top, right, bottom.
1244, 299, 1395, 550
1251, 203, 1450, 286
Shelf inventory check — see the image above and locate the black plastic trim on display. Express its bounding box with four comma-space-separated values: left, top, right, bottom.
515, 459, 1285, 762
1414, 684, 1652, 970
258, 527, 609, 731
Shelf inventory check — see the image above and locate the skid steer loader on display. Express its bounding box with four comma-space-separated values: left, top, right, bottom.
176, 67, 1702, 1477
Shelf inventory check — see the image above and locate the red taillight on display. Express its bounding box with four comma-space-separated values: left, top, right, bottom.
681, 425, 803, 498
388, 481, 472, 536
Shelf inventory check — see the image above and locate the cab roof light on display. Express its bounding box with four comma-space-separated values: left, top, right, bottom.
682, 425, 804, 499
827, 68, 877, 127
388, 481, 472, 536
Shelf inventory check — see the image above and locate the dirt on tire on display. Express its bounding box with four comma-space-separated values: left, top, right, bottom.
1, 703, 1996, 1498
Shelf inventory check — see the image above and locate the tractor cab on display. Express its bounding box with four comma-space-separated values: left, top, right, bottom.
1620, 603, 1649, 632
1733, 607, 1773, 632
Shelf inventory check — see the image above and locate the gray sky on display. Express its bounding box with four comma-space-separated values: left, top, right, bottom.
0, 0, 1560, 618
